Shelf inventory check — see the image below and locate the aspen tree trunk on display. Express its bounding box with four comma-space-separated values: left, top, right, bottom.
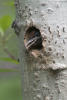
14, 0, 67, 100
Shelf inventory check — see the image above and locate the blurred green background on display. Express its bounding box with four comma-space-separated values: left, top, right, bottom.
0, 0, 22, 100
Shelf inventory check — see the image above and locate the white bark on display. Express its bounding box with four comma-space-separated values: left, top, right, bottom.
14, 0, 67, 100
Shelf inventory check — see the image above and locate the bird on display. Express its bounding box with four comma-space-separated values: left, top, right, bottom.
24, 27, 43, 58
24, 27, 43, 50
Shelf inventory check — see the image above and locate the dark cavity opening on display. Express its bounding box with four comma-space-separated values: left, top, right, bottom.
24, 26, 43, 50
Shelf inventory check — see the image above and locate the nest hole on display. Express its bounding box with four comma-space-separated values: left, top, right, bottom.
24, 26, 43, 50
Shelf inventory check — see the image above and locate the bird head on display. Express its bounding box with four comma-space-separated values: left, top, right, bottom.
24, 27, 43, 50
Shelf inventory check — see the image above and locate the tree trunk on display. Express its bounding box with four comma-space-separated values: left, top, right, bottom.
13, 0, 67, 100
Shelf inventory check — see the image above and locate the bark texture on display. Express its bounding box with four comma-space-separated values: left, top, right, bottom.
14, 0, 67, 100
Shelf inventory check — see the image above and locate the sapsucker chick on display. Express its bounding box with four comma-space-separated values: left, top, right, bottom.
24, 26, 43, 58
24, 27, 43, 50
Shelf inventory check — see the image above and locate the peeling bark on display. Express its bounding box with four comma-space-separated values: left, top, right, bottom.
13, 0, 67, 100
